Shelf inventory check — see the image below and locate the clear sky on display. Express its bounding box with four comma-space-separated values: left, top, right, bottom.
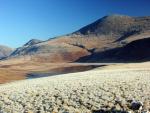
0, 0, 150, 48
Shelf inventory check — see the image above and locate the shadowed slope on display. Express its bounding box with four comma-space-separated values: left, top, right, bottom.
77, 37, 150, 62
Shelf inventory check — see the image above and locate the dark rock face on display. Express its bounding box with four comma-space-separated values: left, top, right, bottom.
0, 45, 13, 59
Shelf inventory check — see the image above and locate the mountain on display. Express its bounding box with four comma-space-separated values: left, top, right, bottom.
75, 14, 150, 37
8, 14, 150, 62
23, 39, 42, 47
77, 37, 150, 62
10, 38, 90, 62
0, 45, 13, 59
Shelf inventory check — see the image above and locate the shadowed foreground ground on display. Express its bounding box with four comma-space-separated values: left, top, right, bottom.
0, 63, 149, 113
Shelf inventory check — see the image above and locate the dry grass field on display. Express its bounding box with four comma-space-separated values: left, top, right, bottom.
0, 57, 106, 83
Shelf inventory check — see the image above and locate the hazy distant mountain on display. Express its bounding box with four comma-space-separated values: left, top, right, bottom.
9, 14, 150, 62
0, 45, 13, 59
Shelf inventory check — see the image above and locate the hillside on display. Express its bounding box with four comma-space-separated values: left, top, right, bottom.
7, 14, 150, 63
75, 15, 150, 39
77, 37, 150, 62
23, 39, 42, 47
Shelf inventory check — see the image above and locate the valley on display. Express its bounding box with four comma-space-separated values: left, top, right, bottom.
0, 14, 149, 113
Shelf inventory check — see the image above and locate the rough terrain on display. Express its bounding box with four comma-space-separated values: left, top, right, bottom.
0, 63, 149, 113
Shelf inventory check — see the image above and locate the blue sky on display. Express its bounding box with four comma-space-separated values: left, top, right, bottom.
0, 0, 150, 48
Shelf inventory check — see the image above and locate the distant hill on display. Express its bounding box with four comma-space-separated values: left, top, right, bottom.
0, 45, 13, 59
8, 14, 150, 62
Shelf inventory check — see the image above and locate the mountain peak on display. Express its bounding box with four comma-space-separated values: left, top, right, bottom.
74, 14, 136, 36
24, 39, 42, 46
103, 14, 134, 22
105, 14, 131, 18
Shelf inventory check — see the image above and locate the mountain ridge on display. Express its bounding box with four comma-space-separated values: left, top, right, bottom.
23, 39, 43, 47
4, 14, 150, 62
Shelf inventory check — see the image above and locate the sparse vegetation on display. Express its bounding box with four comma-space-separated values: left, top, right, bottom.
0, 64, 150, 113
